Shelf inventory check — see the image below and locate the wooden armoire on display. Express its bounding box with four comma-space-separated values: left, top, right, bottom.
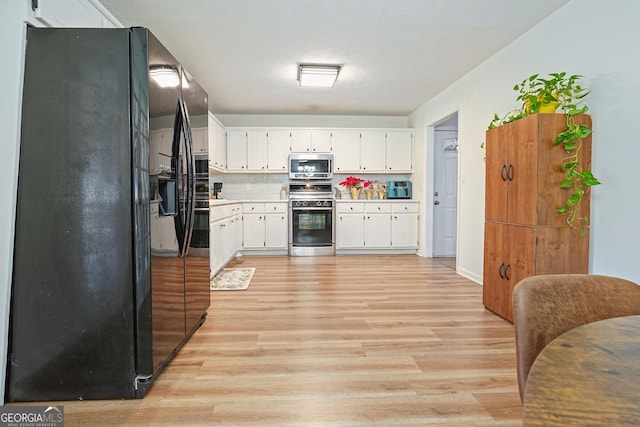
482, 113, 592, 322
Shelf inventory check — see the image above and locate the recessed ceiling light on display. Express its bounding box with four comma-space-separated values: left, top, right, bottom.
298, 64, 340, 88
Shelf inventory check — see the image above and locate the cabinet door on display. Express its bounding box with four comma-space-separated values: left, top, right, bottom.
35, 0, 107, 27
265, 213, 288, 248
247, 131, 268, 171
311, 130, 332, 152
391, 213, 418, 248
290, 130, 311, 152
337, 214, 364, 248
386, 131, 412, 172
267, 131, 289, 172
209, 114, 226, 170
333, 130, 361, 173
243, 213, 265, 248
191, 128, 208, 153
508, 116, 538, 225
226, 131, 247, 171
482, 222, 509, 319
482, 222, 535, 321
485, 123, 510, 222
360, 131, 386, 172
364, 213, 391, 248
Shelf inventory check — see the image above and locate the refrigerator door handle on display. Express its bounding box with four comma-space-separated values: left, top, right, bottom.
171, 100, 187, 256
180, 97, 196, 257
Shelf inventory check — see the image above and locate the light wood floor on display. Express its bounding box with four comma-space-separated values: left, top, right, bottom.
20, 255, 523, 426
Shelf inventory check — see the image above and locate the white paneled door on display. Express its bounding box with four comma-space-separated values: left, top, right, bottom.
433, 129, 458, 257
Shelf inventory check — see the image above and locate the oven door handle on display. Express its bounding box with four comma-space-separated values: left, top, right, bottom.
194, 207, 210, 212
291, 206, 333, 211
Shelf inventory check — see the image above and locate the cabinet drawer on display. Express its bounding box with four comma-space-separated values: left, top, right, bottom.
337, 202, 364, 213
243, 203, 265, 214
265, 202, 287, 213
212, 203, 241, 221
211, 206, 225, 221
365, 203, 391, 213
392, 203, 419, 213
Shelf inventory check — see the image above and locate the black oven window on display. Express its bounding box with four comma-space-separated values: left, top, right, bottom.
299, 214, 326, 230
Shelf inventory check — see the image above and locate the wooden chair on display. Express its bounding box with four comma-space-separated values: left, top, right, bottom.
512, 274, 640, 401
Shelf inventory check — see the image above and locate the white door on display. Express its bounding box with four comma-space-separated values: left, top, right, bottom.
433, 129, 458, 256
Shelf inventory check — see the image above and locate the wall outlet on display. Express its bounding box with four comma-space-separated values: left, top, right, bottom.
245, 183, 251, 190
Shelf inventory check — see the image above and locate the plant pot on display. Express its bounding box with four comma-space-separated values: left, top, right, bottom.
539, 101, 559, 113
350, 187, 362, 200
377, 189, 385, 199
365, 189, 374, 200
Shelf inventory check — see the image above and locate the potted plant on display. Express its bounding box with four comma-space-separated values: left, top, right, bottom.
339, 176, 364, 199
363, 180, 375, 200
488, 72, 601, 233
371, 180, 387, 199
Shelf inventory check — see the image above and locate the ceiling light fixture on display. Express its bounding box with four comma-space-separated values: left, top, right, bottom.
298, 64, 340, 88
149, 66, 180, 88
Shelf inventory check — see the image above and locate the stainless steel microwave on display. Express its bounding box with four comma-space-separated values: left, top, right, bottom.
289, 153, 333, 180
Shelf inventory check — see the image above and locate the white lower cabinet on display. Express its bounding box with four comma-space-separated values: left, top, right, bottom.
242, 202, 288, 251
336, 203, 365, 248
337, 201, 419, 252
364, 203, 392, 248
391, 203, 419, 248
210, 203, 242, 276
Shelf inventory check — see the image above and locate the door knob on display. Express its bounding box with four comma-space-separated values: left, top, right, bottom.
434, 192, 439, 196
434, 201, 440, 205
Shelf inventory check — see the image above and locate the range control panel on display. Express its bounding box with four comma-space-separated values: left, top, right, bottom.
290, 200, 333, 208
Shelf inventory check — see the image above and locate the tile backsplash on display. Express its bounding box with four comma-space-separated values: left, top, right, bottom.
210, 173, 412, 200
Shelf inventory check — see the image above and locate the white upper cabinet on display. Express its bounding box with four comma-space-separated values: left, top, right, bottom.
360, 131, 386, 172
290, 129, 332, 153
334, 129, 413, 174
386, 131, 413, 172
226, 130, 248, 171
208, 113, 226, 170
247, 131, 268, 171
224, 127, 412, 174
191, 128, 207, 153
266, 131, 289, 172
333, 130, 361, 173
226, 129, 289, 172
34, 0, 120, 28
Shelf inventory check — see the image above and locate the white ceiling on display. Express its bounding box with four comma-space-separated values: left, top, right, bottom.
99, 0, 569, 116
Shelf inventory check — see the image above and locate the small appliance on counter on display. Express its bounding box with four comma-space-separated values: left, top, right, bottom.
212, 182, 223, 199
387, 180, 412, 199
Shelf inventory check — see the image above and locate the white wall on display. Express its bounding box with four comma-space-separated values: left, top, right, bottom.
409, 0, 640, 284
0, 0, 29, 405
216, 114, 408, 128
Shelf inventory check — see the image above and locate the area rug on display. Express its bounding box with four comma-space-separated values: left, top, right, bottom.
210, 268, 255, 291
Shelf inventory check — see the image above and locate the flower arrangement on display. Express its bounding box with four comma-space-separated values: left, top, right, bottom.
339, 176, 364, 189
370, 180, 386, 192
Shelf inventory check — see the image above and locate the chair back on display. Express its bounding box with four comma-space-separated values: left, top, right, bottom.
512, 274, 640, 401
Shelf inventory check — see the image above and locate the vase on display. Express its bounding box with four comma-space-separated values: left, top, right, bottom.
350, 187, 362, 200
376, 189, 386, 199
538, 101, 559, 113
365, 189, 374, 200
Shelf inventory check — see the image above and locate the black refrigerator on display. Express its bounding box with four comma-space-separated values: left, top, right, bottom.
7, 27, 210, 401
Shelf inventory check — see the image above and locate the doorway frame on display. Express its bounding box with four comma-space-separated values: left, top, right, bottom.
424, 111, 461, 261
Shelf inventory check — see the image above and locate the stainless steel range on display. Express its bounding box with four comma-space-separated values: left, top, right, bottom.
288, 182, 335, 256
